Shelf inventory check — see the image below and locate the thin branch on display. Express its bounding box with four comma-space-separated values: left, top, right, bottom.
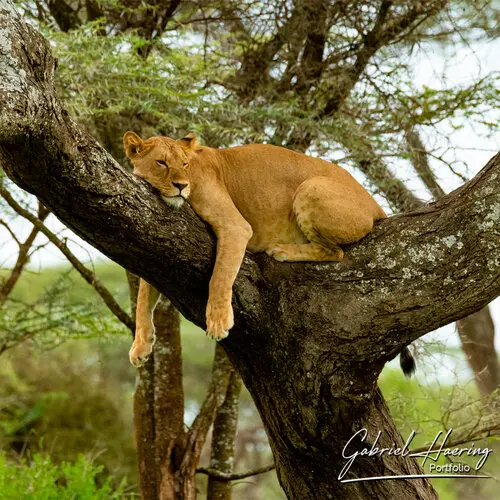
0, 325, 47, 354
405, 127, 446, 199
197, 463, 276, 481
0, 217, 21, 246
0, 199, 48, 305
410, 412, 500, 454
179, 345, 233, 477
0, 184, 134, 331
322, 1, 446, 118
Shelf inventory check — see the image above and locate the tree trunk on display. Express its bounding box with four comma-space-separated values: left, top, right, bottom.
135, 360, 160, 498
1, 5, 500, 497
128, 274, 188, 499
127, 273, 160, 499
457, 308, 499, 396
207, 371, 242, 500
153, 298, 185, 499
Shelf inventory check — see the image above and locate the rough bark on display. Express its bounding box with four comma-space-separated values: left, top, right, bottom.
1, 4, 500, 498
207, 370, 242, 500
128, 274, 189, 499
127, 273, 159, 499
153, 297, 186, 500
134, 358, 159, 499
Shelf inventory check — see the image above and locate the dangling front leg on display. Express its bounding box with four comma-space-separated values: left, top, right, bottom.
130, 279, 160, 367
206, 224, 252, 340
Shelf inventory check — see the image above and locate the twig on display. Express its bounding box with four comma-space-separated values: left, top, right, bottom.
0, 185, 134, 331
197, 463, 276, 481
0, 200, 48, 305
0, 217, 21, 246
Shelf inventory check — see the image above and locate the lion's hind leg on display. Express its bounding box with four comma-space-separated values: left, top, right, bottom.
266, 176, 377, 263
266, 242, 343, 262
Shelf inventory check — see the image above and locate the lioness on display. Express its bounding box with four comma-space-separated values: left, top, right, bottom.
124, 132, 415, 375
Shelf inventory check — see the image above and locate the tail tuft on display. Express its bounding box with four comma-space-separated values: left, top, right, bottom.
400, 347, 416, 378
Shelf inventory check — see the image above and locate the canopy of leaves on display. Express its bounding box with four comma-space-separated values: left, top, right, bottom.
20, 0, 497, 197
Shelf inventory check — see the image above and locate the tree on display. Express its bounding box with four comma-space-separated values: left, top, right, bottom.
1, 3, 499, 498
39, 0, 500, 399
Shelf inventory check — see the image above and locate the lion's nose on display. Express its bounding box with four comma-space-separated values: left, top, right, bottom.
173, 182, 188, 192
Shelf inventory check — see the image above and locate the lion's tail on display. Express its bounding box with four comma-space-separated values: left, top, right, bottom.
400, 347, 416, 377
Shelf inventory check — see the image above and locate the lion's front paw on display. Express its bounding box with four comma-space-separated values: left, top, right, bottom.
129, 334, 156, 368
266, 245, 290, 262
206, 299, 234, 341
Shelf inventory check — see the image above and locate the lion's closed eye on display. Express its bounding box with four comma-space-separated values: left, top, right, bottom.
156, 160, 168, 168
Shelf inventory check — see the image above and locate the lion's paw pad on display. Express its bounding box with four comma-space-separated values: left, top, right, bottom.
129, 342, 153, 368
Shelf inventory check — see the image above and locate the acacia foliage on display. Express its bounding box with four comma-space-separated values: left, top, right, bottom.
19, 0, 498, 198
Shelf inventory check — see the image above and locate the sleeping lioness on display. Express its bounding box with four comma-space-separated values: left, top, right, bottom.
123, 132, 399, 369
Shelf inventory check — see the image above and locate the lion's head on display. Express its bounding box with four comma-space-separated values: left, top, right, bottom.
123, 131, 198, 208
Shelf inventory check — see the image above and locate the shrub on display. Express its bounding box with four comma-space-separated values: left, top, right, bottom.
0, 453, 129, 499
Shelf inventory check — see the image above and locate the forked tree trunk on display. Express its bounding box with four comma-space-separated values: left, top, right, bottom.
1, 5, 500, 497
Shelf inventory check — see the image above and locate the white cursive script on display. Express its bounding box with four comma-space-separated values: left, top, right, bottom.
339, 428, 492, 482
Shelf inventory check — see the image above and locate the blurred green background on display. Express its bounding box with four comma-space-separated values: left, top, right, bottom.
1, 262, 498, 499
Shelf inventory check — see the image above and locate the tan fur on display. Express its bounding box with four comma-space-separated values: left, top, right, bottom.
123, 132, 386, 367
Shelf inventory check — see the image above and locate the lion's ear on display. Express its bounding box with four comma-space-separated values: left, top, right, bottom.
123, 131, 143, 158
178, 132, 198, 151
